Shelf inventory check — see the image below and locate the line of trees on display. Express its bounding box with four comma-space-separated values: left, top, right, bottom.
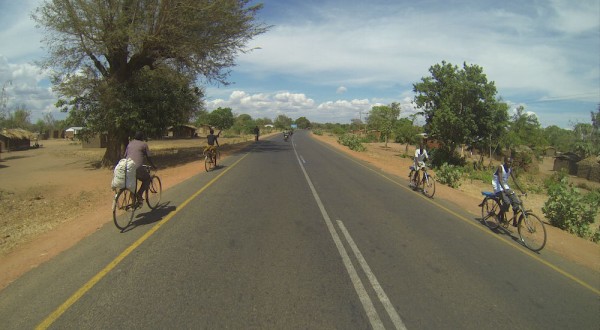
193, 107, 311, 134
354, 61, 599, 164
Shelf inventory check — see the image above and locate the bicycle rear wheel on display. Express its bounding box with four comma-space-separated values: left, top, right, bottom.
146, 175, 162, 209
204, 154, 215, 172
480, 197, 501, 230
421, 174, 436, 198
113, 189, 135, 230
518, 212, 547, 252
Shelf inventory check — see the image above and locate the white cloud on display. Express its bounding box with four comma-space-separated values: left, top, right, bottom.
336, 86, 347, 94
206, 90, 424, 124
0, 54, 61, 120
237, 0, 599, 105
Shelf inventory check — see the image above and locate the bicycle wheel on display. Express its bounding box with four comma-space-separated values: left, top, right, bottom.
518, 212, 547, 252
204, 154, 215, 172
480, 197, 501, 230
408, 169, 415, 187
113, 189, 135, 230
422, 174, 436, 198
146, 175, 162, 209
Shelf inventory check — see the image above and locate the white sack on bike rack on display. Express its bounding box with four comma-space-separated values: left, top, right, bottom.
111, 158, 137, 192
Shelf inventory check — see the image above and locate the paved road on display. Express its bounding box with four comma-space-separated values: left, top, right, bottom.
1, 130, 598, 329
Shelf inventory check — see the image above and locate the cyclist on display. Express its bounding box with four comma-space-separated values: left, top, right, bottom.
253, 126, 260, 141
412, 143, 429, 185
492, 156, 524, 226
205, 128, 220, 159
124, 131, 156, 204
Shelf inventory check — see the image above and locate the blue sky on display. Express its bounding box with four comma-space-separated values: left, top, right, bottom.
0, 0, 598, 129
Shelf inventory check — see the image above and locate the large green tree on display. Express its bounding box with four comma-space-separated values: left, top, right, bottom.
33, 0, 267, 165
207, 107, 235, 130
274, 114, 293, 129
413, 61, 508, 161
232, 113, 255, 134
503, 105, 545, 150
295, 116, 311, 129
367, 102, 401, 147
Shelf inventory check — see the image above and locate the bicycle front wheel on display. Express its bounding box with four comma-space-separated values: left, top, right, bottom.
422, 174, 436, 198
518, 212, 547, 252
480, 197, 501, 230
113, 189, 135, 230
146, 175, 162, 209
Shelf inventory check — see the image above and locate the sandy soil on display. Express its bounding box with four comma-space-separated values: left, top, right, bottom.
0, 132, 598, 291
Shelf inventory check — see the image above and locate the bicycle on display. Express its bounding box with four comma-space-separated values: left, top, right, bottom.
479, 191, 547, 252
203, 146, 219, 172
408, 164, 436, 198
112, 165, 162, 230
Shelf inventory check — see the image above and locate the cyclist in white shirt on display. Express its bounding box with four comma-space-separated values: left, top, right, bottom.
412, 144, 429, 185
492, 156, 523, 226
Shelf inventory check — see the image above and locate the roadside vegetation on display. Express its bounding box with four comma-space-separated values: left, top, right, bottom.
309, 61, 599, 243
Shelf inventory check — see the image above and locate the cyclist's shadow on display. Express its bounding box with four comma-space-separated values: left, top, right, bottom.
475, 217, 533, 251
120, 202, 176, 233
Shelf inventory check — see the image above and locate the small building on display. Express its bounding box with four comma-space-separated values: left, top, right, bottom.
0, 128, 33, 151
553, 152, 581, 175
576, 156, 600, 182
544, 147, 557, 157
65, 127, 84, 140
82, 133, 109, 148
166, 125, 197, 139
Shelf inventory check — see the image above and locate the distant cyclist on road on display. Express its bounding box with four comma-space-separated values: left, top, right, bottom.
205, 128, 220, 154
253, 126, 260, 141
124, 131, 156, 204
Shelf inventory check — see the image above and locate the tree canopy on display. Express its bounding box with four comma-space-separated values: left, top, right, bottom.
367, 103, 400, 147
33, 0, 268, 165
413, 61, 508, 160
295, 116, 311, 129
274, 114, 293, 129
207, 107, 235, 130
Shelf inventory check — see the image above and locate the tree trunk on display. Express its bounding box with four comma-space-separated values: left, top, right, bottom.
102, 132, 129, 167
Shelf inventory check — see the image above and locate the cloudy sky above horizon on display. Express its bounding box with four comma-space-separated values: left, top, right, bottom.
0, 0, 598, 129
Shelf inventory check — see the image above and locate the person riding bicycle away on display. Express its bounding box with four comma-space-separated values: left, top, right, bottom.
412, 143, 429, 184
253, 126, 260, 141
205, 128, 220, 154
492, 156, 524, 226
124, 131, 156, 205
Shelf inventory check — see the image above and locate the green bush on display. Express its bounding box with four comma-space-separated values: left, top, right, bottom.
312, 129, 323, 136
542, 177, 600, 242
436, 162, 463, 188
337, 134, 366, 152
332, 126, 347, 136
464, 166, 492, 184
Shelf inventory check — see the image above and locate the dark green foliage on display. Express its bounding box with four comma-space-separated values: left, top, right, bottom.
543, 175, 600, 242
337, 134, 366, 151
413, 61, 508, 159
436, 162, 463, 188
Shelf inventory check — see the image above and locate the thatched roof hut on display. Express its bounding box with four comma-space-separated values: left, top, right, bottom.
0, 128, 33, 151
553, 152, 581, 175
577, 156, 600, 182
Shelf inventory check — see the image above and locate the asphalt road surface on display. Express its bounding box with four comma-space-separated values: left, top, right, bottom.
1, 130, 598, 329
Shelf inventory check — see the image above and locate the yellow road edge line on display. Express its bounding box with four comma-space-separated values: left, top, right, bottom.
36, 153, 249, 330
312, 136, 600, 296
